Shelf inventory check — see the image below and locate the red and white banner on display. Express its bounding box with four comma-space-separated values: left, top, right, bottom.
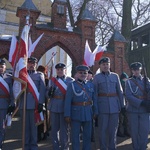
9, 35, 18, 67
83, 40, 93, 67
93, 45, 107, 61
83, 40, 107, 66
51, 77, 67, 95
13, 23, 30, 100
28, 33, 44, 57
12, 20, 44, 124
0, 76, 10, 96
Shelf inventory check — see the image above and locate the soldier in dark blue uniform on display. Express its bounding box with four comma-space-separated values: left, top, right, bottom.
93, 57, 124, 150
0, 59, 15, 149
125, 62, 150, 150
47, 63, 74, 150
19, 57, 46, 150
64, 65, 98, 150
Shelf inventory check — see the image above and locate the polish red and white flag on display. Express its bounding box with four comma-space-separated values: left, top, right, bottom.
93, 44, 107, 61
13, 21, 30, 100
83, 40, 93, 67
28, 33, 44, 57
13, 18, 44, 124
9, 35, 18, 67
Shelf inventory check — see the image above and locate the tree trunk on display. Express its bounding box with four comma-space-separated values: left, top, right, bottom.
66, 0, 75, 27
121, 0, 132, 55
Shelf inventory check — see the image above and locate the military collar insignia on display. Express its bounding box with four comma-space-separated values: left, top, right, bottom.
77, 79, 86, 84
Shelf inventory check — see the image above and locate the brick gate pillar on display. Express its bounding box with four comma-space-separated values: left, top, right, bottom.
16, 0, 40, 38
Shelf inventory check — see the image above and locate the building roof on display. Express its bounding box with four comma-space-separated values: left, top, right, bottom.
110, 30, 127, 43
21, 0, 39, 11
0, 0, 52, 16
131, 22, 150, 36
79, 9, 97, 21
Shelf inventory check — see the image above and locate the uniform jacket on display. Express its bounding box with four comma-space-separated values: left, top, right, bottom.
64, 80, 98, 122
93, 72, 124, 114
20, 71, 46, 109
0, 73, 14, 109
48, 76, 74, 113
125, 75, 150, 113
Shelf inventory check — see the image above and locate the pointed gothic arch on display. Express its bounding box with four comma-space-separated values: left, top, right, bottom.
0, 0, 130, 76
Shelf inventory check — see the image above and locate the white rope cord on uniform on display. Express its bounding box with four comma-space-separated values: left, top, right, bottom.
71, 82, 84, 96
127, 80, 139, 94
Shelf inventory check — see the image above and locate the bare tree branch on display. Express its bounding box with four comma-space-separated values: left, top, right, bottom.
66, 0, 75, 27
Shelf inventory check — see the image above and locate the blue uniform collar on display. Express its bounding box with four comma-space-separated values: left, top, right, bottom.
77, 79, 87, 84
101, 71, 110, 75
56, 75, 66, 80
132, 74, 142, 80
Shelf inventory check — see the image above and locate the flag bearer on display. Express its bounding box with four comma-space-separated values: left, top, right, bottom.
0, 59, 14, 149
47, 63, 74, 150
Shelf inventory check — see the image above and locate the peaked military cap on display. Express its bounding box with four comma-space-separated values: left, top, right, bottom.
130, 62, 142, 70
99, 57, 110, 65
55, 63, 66, 69
28, 57, 38, 63
76, 65, 89, 71
120, 72, 128, 79
0, 59, 6, 65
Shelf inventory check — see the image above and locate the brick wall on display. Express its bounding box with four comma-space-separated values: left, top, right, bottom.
0, 0, 130, 77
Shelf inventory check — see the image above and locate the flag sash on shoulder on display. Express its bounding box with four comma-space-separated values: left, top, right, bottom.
0, 76, 10, 96
51, 77, 67, 95
27, 74, 44, 125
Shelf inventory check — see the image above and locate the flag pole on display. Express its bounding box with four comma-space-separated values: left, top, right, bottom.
22, 14, 30, 150
22, 88, 27, 150
45, 52, 57, 67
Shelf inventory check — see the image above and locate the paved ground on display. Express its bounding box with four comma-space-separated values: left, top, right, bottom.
2, 115, 150, 150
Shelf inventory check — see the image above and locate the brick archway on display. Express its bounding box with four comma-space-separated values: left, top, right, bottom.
15, 0, 98, 73
0, 0, 130, 76
33, 31, 82, 65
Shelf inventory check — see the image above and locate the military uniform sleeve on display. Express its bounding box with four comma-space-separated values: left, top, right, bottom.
64, 82, 74, 117
115, 74, 125, 108
8, 76, 14, 106
125, 80, 142, 108
92, 75, 98, 101
146, 78, 150, 98
92, 84, 98, 115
